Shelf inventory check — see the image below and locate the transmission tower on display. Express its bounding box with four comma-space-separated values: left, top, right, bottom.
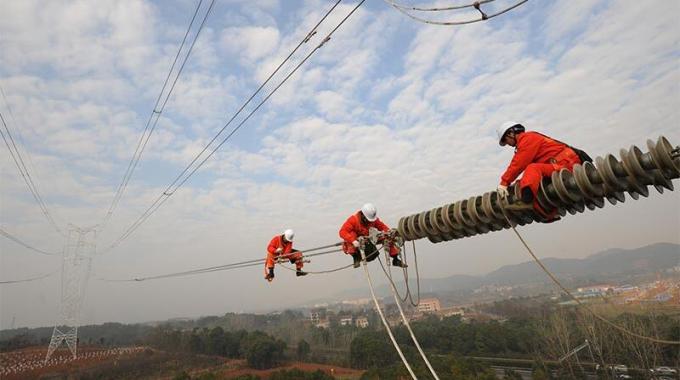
44, 225, 94, 363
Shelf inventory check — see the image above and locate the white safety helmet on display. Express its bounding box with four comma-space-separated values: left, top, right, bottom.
496, 121, 525, 146
361, 203, 378, 222
283, 229, 295, 242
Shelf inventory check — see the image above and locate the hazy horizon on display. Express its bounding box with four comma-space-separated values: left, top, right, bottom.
1, 0, 679, 330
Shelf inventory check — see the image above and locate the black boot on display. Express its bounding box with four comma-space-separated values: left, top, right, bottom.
352, 253, 361, 268
364, 242, 379, 262
296, 270, 308, 277
392, 257, 407, 268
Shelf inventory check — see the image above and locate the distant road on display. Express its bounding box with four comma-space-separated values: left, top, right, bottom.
491, 365, 598, 380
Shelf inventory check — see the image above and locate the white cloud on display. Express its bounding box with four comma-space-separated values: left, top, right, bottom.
221, 26, 281, 61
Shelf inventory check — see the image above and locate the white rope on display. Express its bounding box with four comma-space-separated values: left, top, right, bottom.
499, 206, 680, 346
382, 258, 440, 379
360, 249, 417, 379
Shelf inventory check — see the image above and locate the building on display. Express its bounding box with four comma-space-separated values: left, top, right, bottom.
341, 298, 371, 306
575, 284, 614, 298
339, 317, 353, 326
355, 317, 369, 328
417, 298, 441, 313
441, 307, 464, 317
315, 319, 330, 329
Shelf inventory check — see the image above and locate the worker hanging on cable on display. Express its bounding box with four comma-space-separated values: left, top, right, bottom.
495, 122, 591, 222
265, 229, 307, 282
339, 203, 407, 268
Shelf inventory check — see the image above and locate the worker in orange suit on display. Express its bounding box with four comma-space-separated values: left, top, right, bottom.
495, 122, 583, 222
339, 203, 406, 268
265, 229, 307, 282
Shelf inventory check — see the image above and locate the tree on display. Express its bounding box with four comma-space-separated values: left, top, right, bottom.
207, 327, 226, 355
243, 333, 286, 369
350, 330, 396, 369
297, 339, 311, 361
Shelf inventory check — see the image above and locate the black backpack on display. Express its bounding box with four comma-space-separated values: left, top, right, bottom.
571, 147, 593, 163
535, 132, 593, 163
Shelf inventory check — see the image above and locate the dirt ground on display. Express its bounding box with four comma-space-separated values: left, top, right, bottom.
2, 347, 363, 380
193, 359, 365, 379
0, 345, 146, 379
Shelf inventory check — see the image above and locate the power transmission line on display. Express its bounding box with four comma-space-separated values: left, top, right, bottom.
0, 111, 63, 235
0, 271, 56, 285
102, 0, 362, 252
102, 0, 215, 229
386, 0, 495, 12
384, 0, 529, 25
99, 244, 343, 282
0, 227, 60, 256
0, 84, 54, 210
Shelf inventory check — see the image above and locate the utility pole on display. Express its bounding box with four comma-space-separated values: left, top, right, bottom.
44, 225, 94, 363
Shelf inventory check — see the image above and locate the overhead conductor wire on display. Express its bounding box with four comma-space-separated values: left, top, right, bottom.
0, 84, 61, 230
387, 0, 495, 11
384, 0, 529, 26
103, 0, 361, 253
99, 243, 344, 282
102, 0, 215, 229
0, 112, 63, 235
0, 271, 55, 285
0, 227, 60, 256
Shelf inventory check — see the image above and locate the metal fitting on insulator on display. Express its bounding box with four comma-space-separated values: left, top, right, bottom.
473, 2, 488, 20
397, 136, 680, 244
303, 30, 317, 43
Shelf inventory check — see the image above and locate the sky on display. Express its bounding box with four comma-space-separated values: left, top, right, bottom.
0, 0, 679, 329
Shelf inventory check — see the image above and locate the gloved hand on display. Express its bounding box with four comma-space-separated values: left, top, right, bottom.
275, 247, 283, 254
352, 240, 360, 248
497, 184, 509, 199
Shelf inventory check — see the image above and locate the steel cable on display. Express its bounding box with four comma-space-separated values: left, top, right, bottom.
0, 112, 63, 235
102, 0, 358, 252
98, 245, 345, 282
385, 0, 495, 12
0, 227, 60, 256
385, 0, 529, 26
0, 271, 55, 285
102, 0, 214, 229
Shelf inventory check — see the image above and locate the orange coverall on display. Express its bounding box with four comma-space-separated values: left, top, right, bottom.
339, 212, 399, 257
265, 235, 303, 278
500, 131, 581, 215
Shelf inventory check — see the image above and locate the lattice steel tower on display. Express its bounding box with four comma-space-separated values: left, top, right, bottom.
44, 225, 94, 362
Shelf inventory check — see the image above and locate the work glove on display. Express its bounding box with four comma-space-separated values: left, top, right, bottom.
497, 184, 509, 199
275, 247, 283, 254
352, 240, 360, 248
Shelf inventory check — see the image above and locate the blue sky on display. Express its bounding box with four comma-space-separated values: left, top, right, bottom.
1, 0, 679, 327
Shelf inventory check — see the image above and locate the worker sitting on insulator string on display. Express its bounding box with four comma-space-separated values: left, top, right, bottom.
339, 203, 407, 268
495, 121, 589, 222
265, 229, 307, 282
